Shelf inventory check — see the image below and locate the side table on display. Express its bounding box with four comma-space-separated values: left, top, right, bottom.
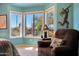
38, 38, 52, 56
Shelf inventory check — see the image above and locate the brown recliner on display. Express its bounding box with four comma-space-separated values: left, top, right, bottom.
38, 29, 79, 56
54, 29, 79, 56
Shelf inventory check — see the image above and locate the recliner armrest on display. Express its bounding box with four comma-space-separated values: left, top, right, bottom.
54, 46, 77, 56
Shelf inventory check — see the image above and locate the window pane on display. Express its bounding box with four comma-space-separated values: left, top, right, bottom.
10, 13, 22, 37
47, 11, 54, 30
25, 14, 33, 37
25, 13, 44, 38
34, 13, 44, 37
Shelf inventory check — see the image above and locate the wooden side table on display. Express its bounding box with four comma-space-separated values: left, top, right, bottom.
38, 38, 52, 56
38, 47, 51, 56
38, 40, 51, 47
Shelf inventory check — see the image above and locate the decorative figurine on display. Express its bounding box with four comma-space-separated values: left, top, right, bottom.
58, 5, 71, 28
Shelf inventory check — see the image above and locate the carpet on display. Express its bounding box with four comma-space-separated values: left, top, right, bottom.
16, 47, 38, 56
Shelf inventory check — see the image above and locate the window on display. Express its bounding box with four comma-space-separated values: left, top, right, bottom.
10, 11, 44, 38
10, 12, 22, 38
24, 13, 44, 38
47, 7, 54, 31
24, 14, 33, 37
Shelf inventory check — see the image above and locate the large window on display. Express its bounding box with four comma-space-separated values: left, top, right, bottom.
10, 12, 22, 38
10, 11, 44, 38
24, 13, 44, 38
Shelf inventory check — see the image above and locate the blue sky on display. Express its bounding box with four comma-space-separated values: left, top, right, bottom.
10, 13, 20, 28
25, 13, 44, 28
10, 13, 44, 28
25, 14, 33, 28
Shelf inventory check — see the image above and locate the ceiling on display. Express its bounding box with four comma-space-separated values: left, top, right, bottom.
10, 3, 53, 8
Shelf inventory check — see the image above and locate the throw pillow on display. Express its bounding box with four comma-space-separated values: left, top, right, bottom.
50, 38, 62, 50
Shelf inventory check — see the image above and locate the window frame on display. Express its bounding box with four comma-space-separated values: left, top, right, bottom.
23, 11, 45, 39
9, 11, 22, 38
9, 11, 45, 38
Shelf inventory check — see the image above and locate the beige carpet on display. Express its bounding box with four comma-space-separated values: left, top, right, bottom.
16, 45, 38, 56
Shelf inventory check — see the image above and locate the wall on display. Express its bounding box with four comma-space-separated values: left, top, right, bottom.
57, 3, 73, 29
21, 6, 45, 12
73, 3, 79, 31
0, 4, 9, 39
21, 3, 54, 12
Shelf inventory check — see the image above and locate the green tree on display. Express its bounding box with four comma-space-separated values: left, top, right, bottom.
36, 16, 43, 34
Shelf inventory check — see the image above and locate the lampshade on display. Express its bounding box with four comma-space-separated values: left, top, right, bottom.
43, 24, 48, 30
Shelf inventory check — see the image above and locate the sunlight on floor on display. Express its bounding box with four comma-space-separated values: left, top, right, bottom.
25, 47, 38, 51
35, 48, 38, 51
17, 46, 38, 56
25, 47, 33, 50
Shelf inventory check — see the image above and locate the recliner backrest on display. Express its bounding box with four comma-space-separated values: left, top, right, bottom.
63, 29, 79, 50
55, 29, 68, 39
